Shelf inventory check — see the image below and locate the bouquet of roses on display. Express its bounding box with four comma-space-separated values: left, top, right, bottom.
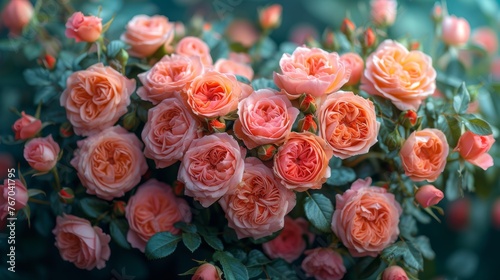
1, 0, 498, 279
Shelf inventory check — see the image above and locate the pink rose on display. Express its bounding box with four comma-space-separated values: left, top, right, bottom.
262, 216, 310, 262
233, 89, 300, 149
179, 133, 245, 207
192, 263, 221, 280
441, 15, 470, 46
454, 131, 495, 170
219, 157, 295, 239
71, 126, 148, 200
226, 20, 259, 48
340, 52, 364, 86
175, 36, 213, 66
332, 178, 402, 257
370, 0, 397, 27
214, 58, 254, 81
137, 54, 204, 105
273, 132, 333, 192
142, 96, 203, 168
382, 266, 409, 280
447, 198, 470, 231
65, 12, 102, 43
472, 27, 498, 55
126, 179, 191, 252
361, 40, 436, 111
120, 15, 174, 58
259, 4, 282, 30
301, 248, 346, 280
415, 184, 444, 208
23, 135, 60, 172
53, 214, 111, 270
289, 24, 319, 45
12, 111, 42, 140
60, 63, 136, 136
492, 199, 500, 230
274, 46, 350, 99
400, 129, 449, 182
318, 91, 380, 159
1, 179, 28, 219
1, 0, 33, 36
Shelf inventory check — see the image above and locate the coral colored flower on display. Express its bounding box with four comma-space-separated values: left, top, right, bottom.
126, 179, 191, 252
214, 58, 254, 81
12, 111, 42, 140
24, 135, 60, 172
262, 216, 311, 262
233, 89, 299, 149
53, 214, 111, 270
472, 27, 498, 55
441, 15, 470, 46
318, 91, 380, 159
301, 248, 346, 280
382, 265, 409, 280
1, 179, 28, 219
60, 63, 136, 136
273, 132, 333, 192
175, 36, 213, 66
454, 131, 495, 170
274, 46, 350, 99
340, 52, 364, 86
219, 157, 295, 239
415, 184, 444, 208
370, 0, 397, 27
121, 15, 174, 58
361, 40, 436, 111
192, 263, 221, 280
332, 178, 402, 257
179, 133, 245, 207
71, 126, 148, 200
226, 19, 259, 48
65, 12, 102, 43
1, 0, 33, 36
259, 4, 282, 30
400, 129, 449, 182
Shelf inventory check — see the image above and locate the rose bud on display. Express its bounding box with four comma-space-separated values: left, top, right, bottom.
192, 263, 222, 280
24, 135, 60, 172
42, 54, 57, 70
399, 110, 418, 128
385, 129, 404, 151
382, 265, 409, 280
259, 4, 282, 30
454, 131, 495, 170
115, 49, 129, 68
370, 0, 397, 27
172, 180, 185, 197
492, 199, 500, 230
341, 18, 356, 40
432, 3, 443, 23
362, 27, 377, 49
322, 28, 338, 50
441, 15, 470, 46
65, 12, 103, 43
299, 93, 317, 114
410, 41, 420, 51
447, 198, 470, 231
257, 144, 277, 161
471, 27, 498, 55
415, 185, 444, 208
112, 201, 126, 217
58, 188, 75, 204
59, 122, 73, 138
207, 118, 226, 133
1, 0, 34, 36
12, 111, 42, 140
298, 114, 318, 134
122, 111, 140, 131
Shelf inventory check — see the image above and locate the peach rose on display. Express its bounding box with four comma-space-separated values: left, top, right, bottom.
1, 179, 28, 218
274, 46, 350, 99
370, 0, 397, 26
472, 27, 498, 55
415, 184, 444, 208
142, 96, 203, 168
454, 131, 495, 170
12, 111, 42, 140
137, 54, 204, 105
226, 19, 259, 48
259, 4, 282, 30
361, 40, 436, 111
332, 178, 402, 257
219, 157, 295, 239
214, 58, 254, 81
120, 15, 174, 58
65, 12, 102, 43
126, 179, 191, 252
273, 132, 333, 192
400, 129, 449, 182
23, 135, 60, 172
441, 15, 470, 46
301, 248, 346, 280
71, 126, 148, 200
262, 216, 310, 262
1, 0, 33, 36
382, 266, 409, 280
192, 263, 221, 280
179, 133, 245, 207
60, 63, 136, 136
234, 89, 300, 149
340, 53, 364, 86
318, 91, 380, 159
53, 214, 111, 270
175, 36, 213, 66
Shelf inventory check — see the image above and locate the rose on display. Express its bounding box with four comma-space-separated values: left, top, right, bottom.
226, 19, 259, 48
340, 52, 364, 86
454, 131, 495, 170
12, 111, 42, 140
65, 12, 102, 43
273, 132, 333, 192
301, 248, 346, 280
262, 216, 311, 262
472, 27, 498, 55
492, 199, 500, 230
71, 126, 148, 200
175, 36, 213, 66
415, 184, 444, 208
142, 95, 203, 168
273, 46, 350, 99
24, 135, 60, 172
120, 15, 173, 58
60, 63, 136, 136
259, 4, 282, 30
318, 91, 380, 159
137, 54, 203, 105
126, 179, 191, 252
447, 198, 470, 231
1, 179, 28, 219
290, 24, 319, 45
52, 214, 111, 270
233, 89, 300, 149
370, 0, 397, 27
382, 266, 409, 280
0, 153, 14, 180
219, 157, 295, 239
400, 128, 449, 182
332, 178, 402, 257
361, 40, 436, 111
441, 15, 470, 46
179, 133, 245, 207
192, 263, 221, 280
1, 0, 34, 36
214, 58, 254, 81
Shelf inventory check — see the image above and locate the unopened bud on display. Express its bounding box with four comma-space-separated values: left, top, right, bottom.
115, 49, 129, 67
42, 54, 56, 70
259, 4, 282, 30
112, 201, 126, 217
59, 122, 74, 138
257, 144, 277, 161
207, 118, 226, 133
341, 18, 356, 41
322, 28, 338, 50
432, 3, 443, 23
385, 130, 404, 151
362, 28, 377, 49
59, 188, 74, 204
173, 180, 185, 196
299, 94, 317, 114
399, 110, 418, 128
410, 41, 420, 50
122, 111, 139, 131
298, 114, 318, 134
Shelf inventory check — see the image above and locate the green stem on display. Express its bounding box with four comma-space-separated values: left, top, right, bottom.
344, 152, 386, 167
28, 198, 50, 205
52, 167, 61, 191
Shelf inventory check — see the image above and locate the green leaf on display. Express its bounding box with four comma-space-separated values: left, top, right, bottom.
107, 40, 127, 58
202, 234, 224, 251
265, 259, 299, 280
353, 257, 387, 280
80, 197, 109, 219
110, 219, 131, 249
24, 68, 52, 87
304, 193, 334, 233
436, 115, 461, 148
179, 266, 200, 276
453, 83, 471, 114
223, 225, 239, 243
446, 58, 466, 80
145, 232, 181, 260
27, 189, 46, 198
413, 236, 435, 260
381, 241, 423, 271
327, 167, 356, 186
174, 222, 197, 233
251, 78, 280, 91
399, 214, 417, 240
235, 75, 251, 85
371, 96, 394, 118
245, 250, 271, 267
463, 117, 493, 135
445, 169, 463, 201
0, 39, 22, 51
213, 251, 249, 280
182, 232, 202, 253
